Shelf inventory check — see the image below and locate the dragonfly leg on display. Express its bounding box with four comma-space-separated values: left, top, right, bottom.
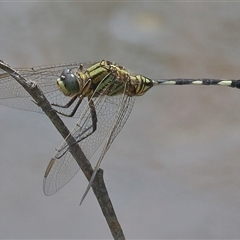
52, 94, 79, 108
54, 96, 83, 117
75, 97, 97, 143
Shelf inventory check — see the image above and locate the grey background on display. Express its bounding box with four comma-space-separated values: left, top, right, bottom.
1, 2, 240, 239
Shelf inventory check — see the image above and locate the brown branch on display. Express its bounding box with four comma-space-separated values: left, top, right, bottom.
0, 60, 125, 240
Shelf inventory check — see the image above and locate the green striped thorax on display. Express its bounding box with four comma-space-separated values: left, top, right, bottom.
56, 60, 155, 98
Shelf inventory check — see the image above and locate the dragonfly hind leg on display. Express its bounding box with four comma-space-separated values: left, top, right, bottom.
75, 98, 97, 143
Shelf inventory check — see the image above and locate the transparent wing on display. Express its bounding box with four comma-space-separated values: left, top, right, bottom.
43, 91, 135, 196
0, 62, 96, 117
80, 89, 135, 204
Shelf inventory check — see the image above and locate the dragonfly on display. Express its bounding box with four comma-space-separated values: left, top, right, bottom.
1, 59, 240, 203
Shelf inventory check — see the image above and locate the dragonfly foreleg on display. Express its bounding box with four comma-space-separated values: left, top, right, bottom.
52, 94, 79, 108
53, 96, 83, 117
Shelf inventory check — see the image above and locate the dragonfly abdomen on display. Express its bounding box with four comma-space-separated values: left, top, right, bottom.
128, 75, 155, 96
156, 78, 240, 89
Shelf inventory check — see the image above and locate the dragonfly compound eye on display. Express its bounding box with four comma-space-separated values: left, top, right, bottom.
56, 68, 80, 96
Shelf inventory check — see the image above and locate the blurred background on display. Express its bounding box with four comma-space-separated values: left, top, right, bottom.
1, 1, 240, 239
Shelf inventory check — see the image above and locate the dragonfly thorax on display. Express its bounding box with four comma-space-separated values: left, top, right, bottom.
57, 68, 80, 96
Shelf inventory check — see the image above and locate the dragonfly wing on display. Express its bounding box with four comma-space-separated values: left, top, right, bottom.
43, 91, 130, 195
43, 151, 80, 196
80, 91, 135, 204
0, 62, 96, 117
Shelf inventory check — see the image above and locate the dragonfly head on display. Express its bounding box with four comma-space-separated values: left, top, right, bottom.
57, 69, 80, 96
